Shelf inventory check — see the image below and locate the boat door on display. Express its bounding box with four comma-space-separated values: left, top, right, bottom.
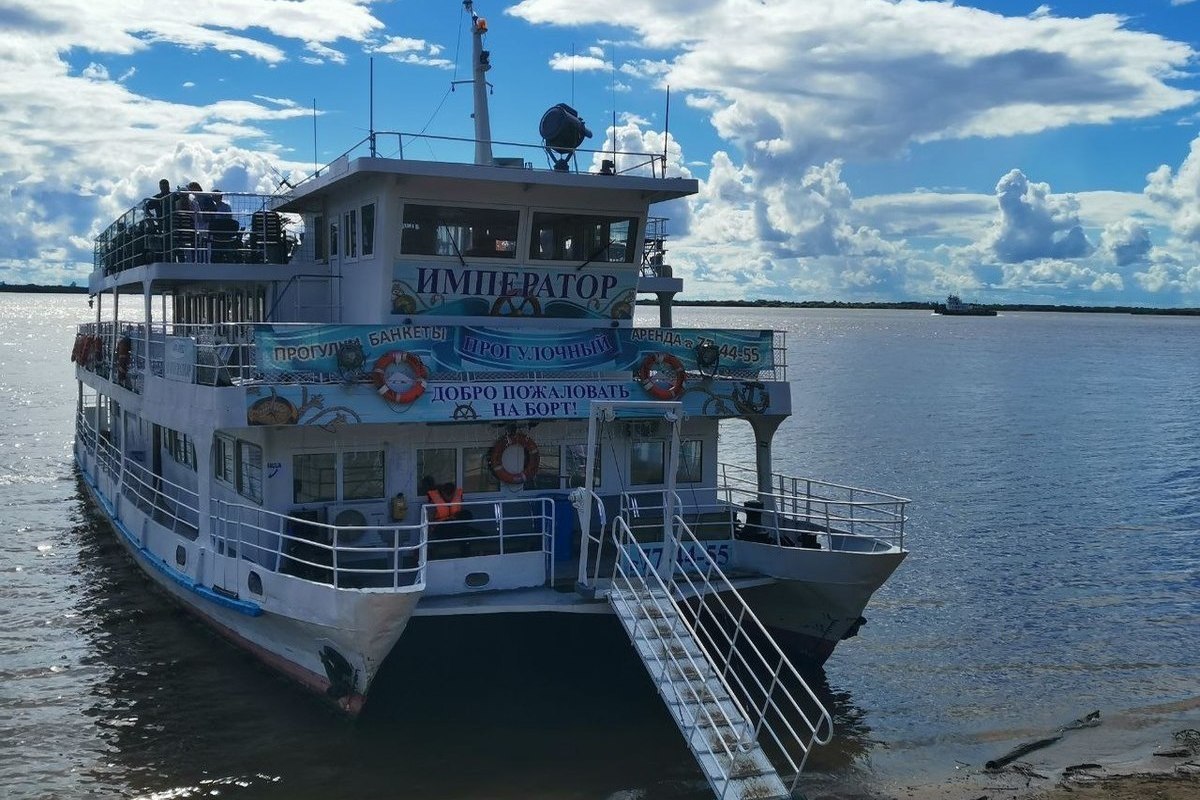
576, 401, 683, 590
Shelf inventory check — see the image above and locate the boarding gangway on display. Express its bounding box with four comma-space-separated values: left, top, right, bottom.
606, 512, 833, 800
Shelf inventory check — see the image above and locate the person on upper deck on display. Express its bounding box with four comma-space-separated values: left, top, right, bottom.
143, 178, 172, 224
189, 181, 216, 230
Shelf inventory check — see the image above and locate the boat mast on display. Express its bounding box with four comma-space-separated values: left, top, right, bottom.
464, 1, 493, 165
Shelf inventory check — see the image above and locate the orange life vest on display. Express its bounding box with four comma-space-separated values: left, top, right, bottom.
427, 487, 463, 521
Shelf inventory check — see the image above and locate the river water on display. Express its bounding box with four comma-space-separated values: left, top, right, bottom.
2, 293, 1197, 799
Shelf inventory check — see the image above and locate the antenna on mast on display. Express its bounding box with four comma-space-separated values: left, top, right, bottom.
663, 85, 671, 178
369, 57, 377, 157
461, 0, 493, 165
312, 98, 319, 177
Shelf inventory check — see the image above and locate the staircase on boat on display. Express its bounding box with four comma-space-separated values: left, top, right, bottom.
606, 513, 833, 800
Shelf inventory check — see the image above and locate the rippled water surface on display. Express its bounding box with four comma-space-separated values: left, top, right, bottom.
2, 294, 1197, 799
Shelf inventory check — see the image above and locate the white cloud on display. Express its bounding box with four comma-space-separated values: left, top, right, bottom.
1145, 134, 1200, 243
549, 52, 610, 72
1100, 219, 1152, 266
511, 0, 1197, 172
80, 62, 109, 80
985, 169, 1093, 263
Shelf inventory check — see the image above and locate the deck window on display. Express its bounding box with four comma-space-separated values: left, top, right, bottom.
463, 447, 501, 493
630, 441, 665, 485
237, 441, 264, 504
677, 440, 703, 484
343, 450, 385, 500
565, 444, 601, 489
530, 213, 637, 263
417, 448, 459, 495
343, 208, 358, 259
167, 428, 196, 471
214, 435, 235, 485
401, 204, 518, 259
293, 452, 337, 503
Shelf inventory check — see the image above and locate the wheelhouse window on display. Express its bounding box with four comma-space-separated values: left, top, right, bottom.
360, 203, 376, 258
313, 215, 326, 262
237, 441, 264, 504
343, 209, 358, 260
530, 212, 637, 262
401, 204, 518, 258
463, 447, 501, 493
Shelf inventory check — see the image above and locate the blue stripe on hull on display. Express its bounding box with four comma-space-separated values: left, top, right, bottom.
78, 467, 262, 617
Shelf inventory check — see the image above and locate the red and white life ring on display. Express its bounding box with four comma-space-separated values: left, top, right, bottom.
489, 432, 540, 485
637, 352, 686, 400
371, 351, 428, 405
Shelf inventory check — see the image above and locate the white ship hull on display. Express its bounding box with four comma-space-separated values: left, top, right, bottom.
76, 452, 420, 714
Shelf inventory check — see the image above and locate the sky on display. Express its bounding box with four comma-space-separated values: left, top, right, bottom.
2, 0, 1200, 306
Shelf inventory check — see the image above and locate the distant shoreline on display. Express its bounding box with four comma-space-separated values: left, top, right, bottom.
1, 284, 88, 295
3, 284, 1196, 315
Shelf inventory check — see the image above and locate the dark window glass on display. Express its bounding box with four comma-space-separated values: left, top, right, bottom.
401, 204, 518, 258
530, 213, 637, 262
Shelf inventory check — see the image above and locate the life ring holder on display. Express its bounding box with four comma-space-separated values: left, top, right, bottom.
489, 432, 541, 485
637, 352, 687, 400
371, 351, 428, 405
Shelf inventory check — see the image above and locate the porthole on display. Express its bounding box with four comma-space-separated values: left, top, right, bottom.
248, 571, 263, 595
175, 545, 186, 567
464, 572, 491, 589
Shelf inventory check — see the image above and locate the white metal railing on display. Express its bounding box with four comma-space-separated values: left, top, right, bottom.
210, 500, 426, 591
78, 411, 201, 537
421, 497, 556, 582
718, 462, 909, 551
610, 514, 833, 794
94, 192, 299, 275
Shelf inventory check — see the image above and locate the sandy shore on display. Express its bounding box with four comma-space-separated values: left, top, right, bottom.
809, 718, 1200, 800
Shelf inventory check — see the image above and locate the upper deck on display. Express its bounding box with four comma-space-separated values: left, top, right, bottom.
91, 132, 697, 330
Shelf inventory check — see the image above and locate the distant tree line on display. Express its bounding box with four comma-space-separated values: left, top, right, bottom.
637, 298, 1200, 315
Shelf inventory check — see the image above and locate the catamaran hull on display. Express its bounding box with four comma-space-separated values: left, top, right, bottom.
76, 467, 420, 715
733, 541, 908, 666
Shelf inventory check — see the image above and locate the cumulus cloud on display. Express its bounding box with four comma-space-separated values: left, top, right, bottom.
986, 169, 1093, 263
510, 0, 1197, 173
0, 0, 389, 284
1100, 219, 1152, 266
1145, 134, 1200, 242
373, 36, 453, 69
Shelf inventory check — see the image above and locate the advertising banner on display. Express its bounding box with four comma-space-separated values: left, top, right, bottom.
245, 377, 787, 427
254, 324, 774, 377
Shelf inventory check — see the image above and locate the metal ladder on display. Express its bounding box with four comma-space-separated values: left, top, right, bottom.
607, 515, 833, 800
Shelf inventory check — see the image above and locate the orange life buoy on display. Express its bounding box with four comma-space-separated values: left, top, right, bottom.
82, 335, 102, 370
489, 432, 540, 485
637, 352, 686, 400
116, 336, 132, 383
371, 350, 428, 405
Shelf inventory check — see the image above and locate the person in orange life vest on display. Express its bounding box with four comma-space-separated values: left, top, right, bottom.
427, 481, 463, 521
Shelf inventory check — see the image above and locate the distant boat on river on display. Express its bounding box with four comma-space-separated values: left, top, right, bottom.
934, 295, 997, 316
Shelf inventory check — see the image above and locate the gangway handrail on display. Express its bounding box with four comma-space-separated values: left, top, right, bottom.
664, 514, 834, 791
609, 516, 763, 786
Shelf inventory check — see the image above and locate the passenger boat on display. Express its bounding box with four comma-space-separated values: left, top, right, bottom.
72, 4, 909, 796
935, 294, 997, 316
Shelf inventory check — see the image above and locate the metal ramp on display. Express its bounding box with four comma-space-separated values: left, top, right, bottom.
607, 515, 833, 800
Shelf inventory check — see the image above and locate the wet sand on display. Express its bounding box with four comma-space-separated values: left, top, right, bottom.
812, 715, 1200, 800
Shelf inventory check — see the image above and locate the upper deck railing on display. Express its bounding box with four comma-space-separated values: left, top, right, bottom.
289, 130, 677, 192
94, 191, 301, 277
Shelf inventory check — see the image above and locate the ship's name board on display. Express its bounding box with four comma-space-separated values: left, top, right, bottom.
416, 267, 621, 301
